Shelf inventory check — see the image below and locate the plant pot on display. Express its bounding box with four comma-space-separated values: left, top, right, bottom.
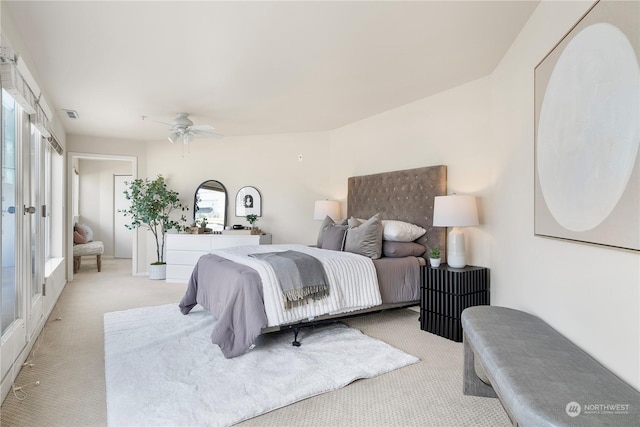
430, 258, 441, 268
149, 263, 166, 280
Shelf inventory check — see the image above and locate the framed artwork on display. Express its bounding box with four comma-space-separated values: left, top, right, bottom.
534, 0, 639, 251
235, 186, 262, 217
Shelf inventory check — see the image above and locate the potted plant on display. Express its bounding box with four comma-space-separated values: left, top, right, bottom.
245, 214, 260, 235
246, 214, 258, 228
429, 247, 441, 268
121, 175, 188, 279
197, 217, 208, 232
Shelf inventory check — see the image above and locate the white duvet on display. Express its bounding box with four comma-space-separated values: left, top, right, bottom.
208, 244, 382, 327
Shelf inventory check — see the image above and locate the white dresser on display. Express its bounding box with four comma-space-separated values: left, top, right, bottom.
165, 233, 272, 283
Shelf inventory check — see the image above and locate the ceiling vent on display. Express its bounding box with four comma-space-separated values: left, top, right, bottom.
63, 109, 79, 119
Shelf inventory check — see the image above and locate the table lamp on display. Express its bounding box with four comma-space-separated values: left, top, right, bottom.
433, 195, 478, 268
313, 200, 341, 221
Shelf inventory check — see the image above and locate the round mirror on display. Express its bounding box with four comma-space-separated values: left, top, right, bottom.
194, 180, 227, 231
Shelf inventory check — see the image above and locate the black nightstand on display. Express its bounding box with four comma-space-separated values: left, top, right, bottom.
420, 264, 489, 342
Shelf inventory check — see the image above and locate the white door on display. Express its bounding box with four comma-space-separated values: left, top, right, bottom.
26, 120, 44, 338
1, 92, 30, 382
1, 90, 45, 386
113, 175, 132, 258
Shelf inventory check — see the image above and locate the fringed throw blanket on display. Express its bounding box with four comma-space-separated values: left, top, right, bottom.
249, 250, 329, 309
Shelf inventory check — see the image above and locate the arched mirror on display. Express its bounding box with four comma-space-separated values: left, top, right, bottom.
194, 180, 227, 231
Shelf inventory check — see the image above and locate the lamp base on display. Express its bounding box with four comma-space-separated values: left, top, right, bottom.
447, 254, 467, 269
447, 227, 467, 268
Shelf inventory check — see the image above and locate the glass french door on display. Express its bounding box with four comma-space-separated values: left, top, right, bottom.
1, 88, 43, 382
1, 89, 26, 382
27, 109, 44, 337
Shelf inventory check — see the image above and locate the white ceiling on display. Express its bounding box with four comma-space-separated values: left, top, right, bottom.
3, 1, 538, 142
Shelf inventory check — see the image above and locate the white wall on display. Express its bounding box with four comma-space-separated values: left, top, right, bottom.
328, 77, 493, 244
144, 131, 332, 269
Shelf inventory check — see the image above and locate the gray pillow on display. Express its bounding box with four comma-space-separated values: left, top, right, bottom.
321, 224, 348, 251
382, 241, 426, 258
344, 214, 383, 259
317, 216, 347, 247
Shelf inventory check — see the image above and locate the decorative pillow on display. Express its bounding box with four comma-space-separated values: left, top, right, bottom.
381, 220, 426, 242
320, 224, 348, 251
344, 213, 383, 259
73, 228, 88, 244
382, 241, 426, 258
76, 223, 94, 242
317, 216, 347, 247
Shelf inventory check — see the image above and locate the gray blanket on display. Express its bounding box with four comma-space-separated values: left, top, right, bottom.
179, 254, 268, 358
249, 250, 329, 309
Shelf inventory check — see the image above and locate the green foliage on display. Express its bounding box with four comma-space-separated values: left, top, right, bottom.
120, 175, 188, 264
246, 214, 258, 225
429, 247, 441, 259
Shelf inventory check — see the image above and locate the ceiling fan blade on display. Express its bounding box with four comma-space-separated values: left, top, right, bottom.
189, 124, 215, 131
141, 115, 173, 127
191, 129, 224, 139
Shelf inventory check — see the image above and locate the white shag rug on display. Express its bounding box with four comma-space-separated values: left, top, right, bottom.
104, 304, 419, 427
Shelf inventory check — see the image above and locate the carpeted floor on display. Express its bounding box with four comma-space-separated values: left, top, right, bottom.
0, 258, 510, 426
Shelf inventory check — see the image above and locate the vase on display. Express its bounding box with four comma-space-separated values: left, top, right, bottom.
148, 263, 166, 280
430, 258, 441, 268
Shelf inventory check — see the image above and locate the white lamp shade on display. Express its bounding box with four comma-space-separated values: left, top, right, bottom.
314, 200, 341, 220
433, 195, 479, 227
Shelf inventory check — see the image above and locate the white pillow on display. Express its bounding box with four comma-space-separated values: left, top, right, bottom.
381, 220, 426, 242
76, 223, 94, 242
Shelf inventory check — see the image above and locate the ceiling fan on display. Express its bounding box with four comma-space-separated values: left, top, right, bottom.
145, 112, 223, 144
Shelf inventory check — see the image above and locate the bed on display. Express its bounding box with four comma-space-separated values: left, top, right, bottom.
179, 165, 447, 357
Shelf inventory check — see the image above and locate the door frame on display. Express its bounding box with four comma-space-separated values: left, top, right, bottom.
66, 153, 137, 279
113, 174, 133, 259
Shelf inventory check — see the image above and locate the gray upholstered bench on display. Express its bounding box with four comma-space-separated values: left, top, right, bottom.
73, 241, 104, 273
461, 306, 639, 426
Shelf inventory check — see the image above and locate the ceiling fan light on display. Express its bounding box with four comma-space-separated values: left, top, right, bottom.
168, 132, 180, 143
183, 133, 194, 144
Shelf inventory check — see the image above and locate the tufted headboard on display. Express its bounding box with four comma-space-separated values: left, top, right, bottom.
347, 165, 447, 258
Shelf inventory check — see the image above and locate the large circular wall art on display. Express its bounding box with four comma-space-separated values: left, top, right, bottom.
537, 23, 639, 232
534, 0, 640, 251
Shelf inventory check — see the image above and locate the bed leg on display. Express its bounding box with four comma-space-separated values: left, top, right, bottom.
292, 327, 301, 347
